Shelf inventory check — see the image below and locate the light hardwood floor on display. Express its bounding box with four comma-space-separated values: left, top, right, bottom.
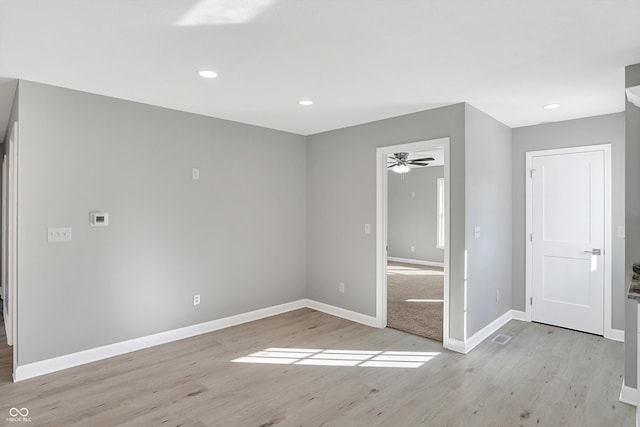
0, 308, 633, 426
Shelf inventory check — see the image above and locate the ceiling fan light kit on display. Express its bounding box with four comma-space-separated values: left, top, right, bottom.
391, 164, 411, 174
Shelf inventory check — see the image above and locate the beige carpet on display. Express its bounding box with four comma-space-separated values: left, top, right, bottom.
387, 261, 444, 342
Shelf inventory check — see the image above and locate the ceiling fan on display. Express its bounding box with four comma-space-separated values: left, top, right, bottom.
387, 152, 435, 174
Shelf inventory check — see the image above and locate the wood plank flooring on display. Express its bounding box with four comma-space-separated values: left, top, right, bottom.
0, 308, 633, 426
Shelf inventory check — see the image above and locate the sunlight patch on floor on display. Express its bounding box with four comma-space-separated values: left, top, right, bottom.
232, 348, 440, 368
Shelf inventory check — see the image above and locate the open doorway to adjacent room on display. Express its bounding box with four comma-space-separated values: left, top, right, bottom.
386, 149, 445, 341
376, 138, 450, 345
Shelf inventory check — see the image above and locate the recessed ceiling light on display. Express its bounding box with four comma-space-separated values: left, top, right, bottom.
198, 70, 218, 79
543, 103, 560, 110
298, 100, 313, 106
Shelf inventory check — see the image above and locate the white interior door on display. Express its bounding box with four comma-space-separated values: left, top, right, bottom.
529, 147, 606, 335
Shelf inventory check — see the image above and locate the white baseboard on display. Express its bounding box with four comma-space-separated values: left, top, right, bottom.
14, 298, 381, 382
14, 299, 308, 382
304, 299, 379, 328
464, 310, 514, 353
444, 338, 466, 354
606, 328, 625, 343
619, 382, 637, 406
444, 310, 526, 354
509, 310, 527, 321
387, 257, 444, 268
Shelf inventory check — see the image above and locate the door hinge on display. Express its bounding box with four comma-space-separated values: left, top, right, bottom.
530, 297, 533, 305
529, 233, 533, 242
530, 169, 536, 178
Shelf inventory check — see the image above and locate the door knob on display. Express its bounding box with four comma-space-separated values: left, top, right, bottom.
583, 249, 601, 255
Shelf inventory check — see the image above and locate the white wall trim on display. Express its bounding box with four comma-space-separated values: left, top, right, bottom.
387, 257, 444, 268
2, 304, 11, 346
13, 299, 383, 382
464, 310, 513, 353
14, 299, 307, 382
619, 382, 637, 406
304, 299, 379, 328
510, 310, 527, 321
444, 310, 526, 354
445, 338, 465, 354
607, 328, 625, 343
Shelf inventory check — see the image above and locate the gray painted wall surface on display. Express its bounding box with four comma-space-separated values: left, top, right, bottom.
16, 81, 307, 365
511, 113, 626, 332
625, 64, 640, 389
388, 166, 444, 263
306, 104, 467, 340
464, 105, 513, 337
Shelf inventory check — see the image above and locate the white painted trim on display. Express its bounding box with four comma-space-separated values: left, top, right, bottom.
14, 299, 307, 382
387, 257, 444, 268
376, 138, 451, 347
525, 151, 533, 323
445, 338, 465, 354
304, 299, 379, 328
13, 298, 383, 382
464, 310, 513, 353
3, 304, 11, 346
607, 328, 625, 343
525, 144, 613, 339
444, 310, 527, 354
8, 122, 18, 379
509, 310, 527, 321
620, 382, 637, 406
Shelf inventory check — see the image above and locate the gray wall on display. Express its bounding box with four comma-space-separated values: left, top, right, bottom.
464, 105, 513, 337
388, 166, 444, 263
16, 81, 307, 365
625, 64, 640, 389
306, 103, 467, 340
511, 113, 626, 332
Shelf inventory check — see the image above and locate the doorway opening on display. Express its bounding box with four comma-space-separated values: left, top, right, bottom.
386, 149, 445, 341
376, 138, 451, 346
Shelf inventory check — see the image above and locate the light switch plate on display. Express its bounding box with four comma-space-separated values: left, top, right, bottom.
47, 227, 72, 242
192, 168, 200, 180
364, 224, 371, 234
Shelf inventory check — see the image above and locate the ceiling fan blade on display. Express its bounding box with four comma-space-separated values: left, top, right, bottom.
409, 157, 435, 162
409, 162, 430, 166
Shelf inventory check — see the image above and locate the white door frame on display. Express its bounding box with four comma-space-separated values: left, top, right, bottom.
376, 137, 452, 348
2, 152, 8, 345
525, 144, 613, 339
2, 121, 19, 379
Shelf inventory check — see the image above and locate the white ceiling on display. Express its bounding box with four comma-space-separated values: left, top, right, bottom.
1, 0, 640, 140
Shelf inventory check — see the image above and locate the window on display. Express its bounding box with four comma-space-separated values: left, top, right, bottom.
437, 178, 445, 249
